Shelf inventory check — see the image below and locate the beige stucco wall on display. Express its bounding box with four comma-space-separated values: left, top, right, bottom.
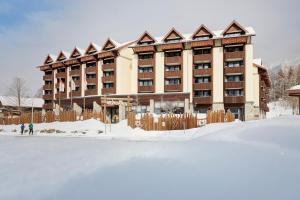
97, 61, 102, 96
183, 50, 193, 102
116, 47, 133, 94
53, 69, 58, 100
245, 44, 254, 103
155, 52, 164, 93
66, 68, 70, 98
252, 66, 260, 107
131, 54, 138, 94
212, 47, 224, 104
81, 63, 86, 97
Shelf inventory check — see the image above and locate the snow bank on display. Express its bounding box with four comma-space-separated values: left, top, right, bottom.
267, 100, 294, 118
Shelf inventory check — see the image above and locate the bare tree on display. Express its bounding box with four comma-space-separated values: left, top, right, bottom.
34, 87, 43, 98
6, 77, 29, 111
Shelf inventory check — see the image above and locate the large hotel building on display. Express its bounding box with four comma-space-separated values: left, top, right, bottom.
38, 21, 270, 121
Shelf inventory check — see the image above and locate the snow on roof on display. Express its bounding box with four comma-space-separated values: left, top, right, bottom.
91, 43, 101, 51
0, 96, 43, 108
253, 58, 268, 70
288, 85, 300, 90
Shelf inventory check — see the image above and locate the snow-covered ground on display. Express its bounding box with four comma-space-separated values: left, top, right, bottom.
267, 100, 295, 118
1, 116, 300, 200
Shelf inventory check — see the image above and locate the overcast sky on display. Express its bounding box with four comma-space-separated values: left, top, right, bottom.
0, 0, 299, 96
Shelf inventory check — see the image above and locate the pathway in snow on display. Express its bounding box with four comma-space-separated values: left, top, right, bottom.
0, 116, 300, 200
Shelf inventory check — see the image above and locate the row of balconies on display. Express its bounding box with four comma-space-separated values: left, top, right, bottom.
193, 96, 245, 105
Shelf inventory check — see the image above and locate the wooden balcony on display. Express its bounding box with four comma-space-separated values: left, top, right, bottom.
86, 77, 97, 84
194, 68, 212, 76
85, 89, 98, 96
138, 85, 155, 93
138, 59, 155, 66
55, 92, 67, 99
222, 36, 248, 45
224, 81, 244, 89
224, 51, 245, 60
224, 96, 245, 104
193, 54, 212, 62
102, 88, 116, 95
98, 51, 115, 59
161, 43, 183, 51
138, 72, 155, 79
164, 84, 183, 92
193, 83, 212, 90
133, 46, 156, 53
102, 76, 115, 83
165, 56, 182, 64
43, 84, 53, 90
164, 70, 182, 78
43, 103, 54, 110
55, 82, 67, 89
193, 96, 212, 105
191, 40, 214, 48
102, 63, 115, 71
69, 91, 81, 97
56, 72, 67, 78
224, 67, 245, 74
85, 67, 97, 73
42, 94, 53, 100
43, 75, 53, 81
69, 69, 81, 76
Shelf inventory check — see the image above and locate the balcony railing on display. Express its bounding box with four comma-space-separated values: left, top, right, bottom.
43, 103, 54, 110
191, 40, 214, 48
224, 96, 245, 104
102, 63, 115, 71
56, 72, 67, 78
193, 83, 212, 90
224, 51, 245, 60
102, 76, 116, 83
193, 96, 212, 105
222, 36, 247, 45
138, 85, 155, 93
43, 75, 53, 81
224, 66, 245, 74
224, 81, 244, 89
164, 84, 183, 92
165, 56, 182, 64
42, 94, 53, 100
164, 70, 182, 78
85, 67, 97, 73
102, 88, 116, 95
138, 59, 154, 66
43, 84, 53, 90
193, 54, 212, 62
69, 91, 81, 97
138, 72, 155, 79
55, 92, 67, 99
69, 69, 81, 76
85, 89, 98, 96
194, 68, 212, 76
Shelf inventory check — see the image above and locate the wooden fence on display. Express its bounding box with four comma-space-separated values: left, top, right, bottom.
0, 110, 107, 125
128, 110, 235, 131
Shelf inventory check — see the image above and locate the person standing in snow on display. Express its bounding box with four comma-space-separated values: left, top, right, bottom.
20, 123, 25, 135
29, 123, 34, 135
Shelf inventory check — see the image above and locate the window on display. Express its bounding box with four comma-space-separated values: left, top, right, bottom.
45, 71, 52, 75
138, 67, 153, 73
165, 39, 181, 44
194, 62, 211, 69
139, 41, 154, 45
103, 59, 114, 64
103, 83, 114, 88
138, 54, 153, 60
194, 36, 210, 41
73, 86, 80, 92
71, 65, 80, 71
224, 46, 244, 52
104, 71, 114, 77
226, 60, 244, 67
139, 80, 153, 86
45, 81, 52, 85
194, 90, 211, 97
165, 78, 181, 85
86, 73, 96, 79
225, 75, 244, 82
86, 62, 96, 68
195, 76, 211, 83
225, 89, 244, 96
87, 85, 96, 90
72, 76, 80, 81
194, 48, 211, 55
165, 65, 181, 71
224, 32, 243, 38
165, 51, 181, 57
57, 68, 66, 73
45, 90, 52, 95
45, 100, 52, 104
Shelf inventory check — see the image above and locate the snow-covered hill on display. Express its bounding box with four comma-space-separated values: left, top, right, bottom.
0, 116, 300, 200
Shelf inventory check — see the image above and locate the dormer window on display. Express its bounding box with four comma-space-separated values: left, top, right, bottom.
194, 35, 210, 41
224, 32, 243, 38
165, 38, 181, 44
139, 41, 155, 46
222, 21, 247, 38
137, 32, 156, 46
163, 28, 184, 44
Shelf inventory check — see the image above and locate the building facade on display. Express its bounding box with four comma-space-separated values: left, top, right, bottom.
38, 21, 270, 121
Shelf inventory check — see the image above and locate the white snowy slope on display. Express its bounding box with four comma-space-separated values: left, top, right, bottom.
267, 100, 295, 118
0, 116, 300, 200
